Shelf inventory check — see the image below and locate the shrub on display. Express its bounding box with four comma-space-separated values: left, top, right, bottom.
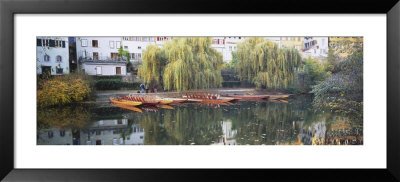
94, 79, 140, 90
311, 49, 363, 122
37, 74, 91, 108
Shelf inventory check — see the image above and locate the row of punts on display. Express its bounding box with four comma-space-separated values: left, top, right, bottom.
110, 93, 291, 109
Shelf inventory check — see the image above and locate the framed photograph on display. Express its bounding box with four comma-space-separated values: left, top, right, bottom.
1, 0, 399, 181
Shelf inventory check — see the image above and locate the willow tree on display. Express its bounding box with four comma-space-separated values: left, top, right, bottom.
137, 45, 167, 85
236, 37, 302, 88
138, 37, 223, 91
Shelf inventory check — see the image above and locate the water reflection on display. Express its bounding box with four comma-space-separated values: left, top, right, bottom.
37, 96, 363, 145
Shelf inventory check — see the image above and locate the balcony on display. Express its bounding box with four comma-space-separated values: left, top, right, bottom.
79, 55, 128, 64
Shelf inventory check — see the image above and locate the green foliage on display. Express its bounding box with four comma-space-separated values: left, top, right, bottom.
311, 49, 363, 122
37, 73, 92, 108
94, 80, 140, 90
236, 37, 302, 89
118, 46, 130, 61
226, 51, 238, 69
138, 45, 166, 84
301, 57, 331, 89
92, 75, 122, 81
138, 37, 224, 91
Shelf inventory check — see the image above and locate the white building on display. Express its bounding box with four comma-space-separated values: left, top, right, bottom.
36, 37, 70, 75
211, 37, 244, 63
76, 37, 127, 76
122, 36, 172, 63
302, 37, 329, 60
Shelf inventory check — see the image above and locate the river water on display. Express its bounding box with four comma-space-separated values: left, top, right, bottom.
37, 94, 363, 145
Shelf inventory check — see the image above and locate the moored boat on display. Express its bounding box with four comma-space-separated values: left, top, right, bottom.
222, 94, 269, 100
155, 99, 174, 105
156, 104, 175, 110
109, 98, 142, 106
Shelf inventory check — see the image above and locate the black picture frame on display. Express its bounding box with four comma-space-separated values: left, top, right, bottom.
1, 0, 399, 181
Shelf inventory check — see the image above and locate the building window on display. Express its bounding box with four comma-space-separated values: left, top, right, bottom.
93, 52, 99, 60
44, 55, 50, 62
140, 136, 144, 139
150, 37, 154, 42
111, 53, 119, 60
117, 120, 122, 124
92, 40, 98, 47
56, 68, 63, 74
229, 46, 232, 51
116, 41, 121, 49
124, 46, 128, 49
138, 53, 142, 59
60, 130, 65, 137
110, 41, 115, 48
42, 39, 49, 47
116, 67, 121, 75
56, 55, 62, 62
138, 46, 141, 49
143, 37, 148, 41
131, 53, 136, 59
96, 130, 101, 135
81, 39, 88, 47
96, 140, 102, 145
137, 37, 142, 41
47, 131, 54, 138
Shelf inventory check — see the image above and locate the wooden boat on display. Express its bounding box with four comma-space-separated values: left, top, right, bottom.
268, 95, 291, 100
111, 103, 143, 113
122, 95, 159, 106
109, 98, 142, 106
155, 99, 174, 105
156, 104, 175, 110
182, 94, 235, 104
165, 98, 188, 103
222, 94, 269, 100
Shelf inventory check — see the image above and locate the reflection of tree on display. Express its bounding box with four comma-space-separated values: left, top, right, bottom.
226, 99, 328, 145
37, 105, 92, 130
137, 106, 224, 145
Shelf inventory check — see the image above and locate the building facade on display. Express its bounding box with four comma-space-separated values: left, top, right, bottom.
76, 37, 127, 76
211, 37, 244, 63
265, 36, 304, 52
36, 36, 70, 75
302, 37, 329, 60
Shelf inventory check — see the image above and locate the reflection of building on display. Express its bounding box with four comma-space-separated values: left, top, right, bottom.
36, 36, 70, 75
213, 121, 237, 145
37, 128, 73, 145
82, 119, 129, 145
299, 120, 327, 145
325, 119, 363, 145
80, 119, 145, 145
76, 37, 127, 76
124, 124, 145, 145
